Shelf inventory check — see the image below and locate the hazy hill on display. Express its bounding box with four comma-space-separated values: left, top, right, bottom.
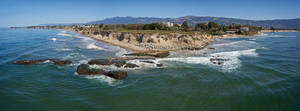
42, 16, 300, 29
87, 16, 300, 29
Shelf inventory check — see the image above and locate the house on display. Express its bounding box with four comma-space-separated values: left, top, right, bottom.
166, 22, 174, 27
226, 29, 240, 33
240, 27, 249, 32
162, 22, 174, 27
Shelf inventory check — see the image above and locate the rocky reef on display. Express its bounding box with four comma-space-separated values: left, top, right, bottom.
14, 56, 164, 80
14, 51, 232, 80
76, 64, 128, 80
76, 57, 163, 79
15, 59, 72, 65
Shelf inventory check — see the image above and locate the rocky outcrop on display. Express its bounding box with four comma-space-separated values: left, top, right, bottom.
156, 63, 163, 67
15, 59, 72, 65
124, 63, 139, 68
124, 51, 170, 58
15, 60, 47, 65
88, 59, 113, 65
76, 64, 127, 79
209, 56, 230, 65
104, 71, 127, 80
52, 60, 72, 65
113, 60, 126, 67
77, 64, 105, 75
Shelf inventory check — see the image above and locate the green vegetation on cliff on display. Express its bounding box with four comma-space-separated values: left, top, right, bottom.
25, 21, 261, 36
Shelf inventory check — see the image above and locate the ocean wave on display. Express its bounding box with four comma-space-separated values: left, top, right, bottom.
56, 31, 89, 40
86, 43, 105, 50
127, 59, 159, 68
269, 35, 296, 38
85, 75, 123, 86
115, 47, 129, 57
211, 40, 256, 47
70, 60, 89, 67
57, 48, 72, 51
50, 38, 56, 41
158, 49, 258, 72
261, 33, 269, 36
57, 32, 74, 37
42, 60, 51, 63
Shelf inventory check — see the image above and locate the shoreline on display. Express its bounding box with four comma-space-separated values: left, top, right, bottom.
261, 29, 300, 32
70, 29, 216, 53
64, 28, 259, 54
62, 28, 142, 52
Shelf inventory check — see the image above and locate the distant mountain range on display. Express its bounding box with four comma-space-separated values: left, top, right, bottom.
41, 16, 300, 29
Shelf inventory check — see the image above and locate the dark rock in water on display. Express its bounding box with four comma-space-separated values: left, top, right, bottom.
124, 51, 169, 58
76, 64, 105, 75
76, 64, 90, 74
112, 60, 126, 67
209, 47, 216, 50
15, 60, 46, 65
124, 63, 139, 68
184, 47, 203, 50
209, 57, 230, 65
76, 64, 126, 79
141, 60, 155, 64
52, 60, 72, 65
15, 59, 72, 65
124, 52, 150, 56
88, 59, 112, 65
153, 51, 169, 58
156, 63, 163, 67
104, 71, 127, 79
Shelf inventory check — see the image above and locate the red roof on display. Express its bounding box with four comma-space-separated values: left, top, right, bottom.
227, 29, 240, 31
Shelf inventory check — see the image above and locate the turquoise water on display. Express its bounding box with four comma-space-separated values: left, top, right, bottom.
0, 28, 300, 111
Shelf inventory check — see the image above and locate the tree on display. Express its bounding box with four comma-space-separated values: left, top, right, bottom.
195, 23, 208, 31
151, 23, 162, 30
143, 24, 152, 30
98, 24, 104, 28
208, 22, 218, 30
270, 26, 275, 32
182, 21, 189, 31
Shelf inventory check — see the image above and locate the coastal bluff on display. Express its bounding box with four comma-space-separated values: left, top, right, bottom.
73, 29, 215, 52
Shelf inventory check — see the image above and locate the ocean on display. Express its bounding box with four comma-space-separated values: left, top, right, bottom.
0, 28, 299, 111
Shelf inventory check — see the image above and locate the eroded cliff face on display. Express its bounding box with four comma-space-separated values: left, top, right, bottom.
75, 29, 215, 51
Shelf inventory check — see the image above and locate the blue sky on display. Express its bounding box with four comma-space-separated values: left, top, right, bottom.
0, 0, 299, 27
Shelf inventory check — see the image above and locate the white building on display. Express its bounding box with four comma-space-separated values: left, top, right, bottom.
166, 22, 174, 27
240, 27, 249, 32
163, 22, 174, 27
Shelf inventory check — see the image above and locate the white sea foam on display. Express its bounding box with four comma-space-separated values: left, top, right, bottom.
57, 32, 74, 37
261, 33, 269, 36
269, 35, 296, 38
58, 48, 72, 51
127, 59, 159, 68
158, 49, 258, 72
88, 58, 162, 71
56, 31, 89, 40
86, 43, 105, 50
211, 40, 256, 47
115, 48, 129, 57
43, 60, 51, 63
50, 38, 56, 41
79, 60, 88, 64
85, 75, 123, 86
70, 60, 88, 66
